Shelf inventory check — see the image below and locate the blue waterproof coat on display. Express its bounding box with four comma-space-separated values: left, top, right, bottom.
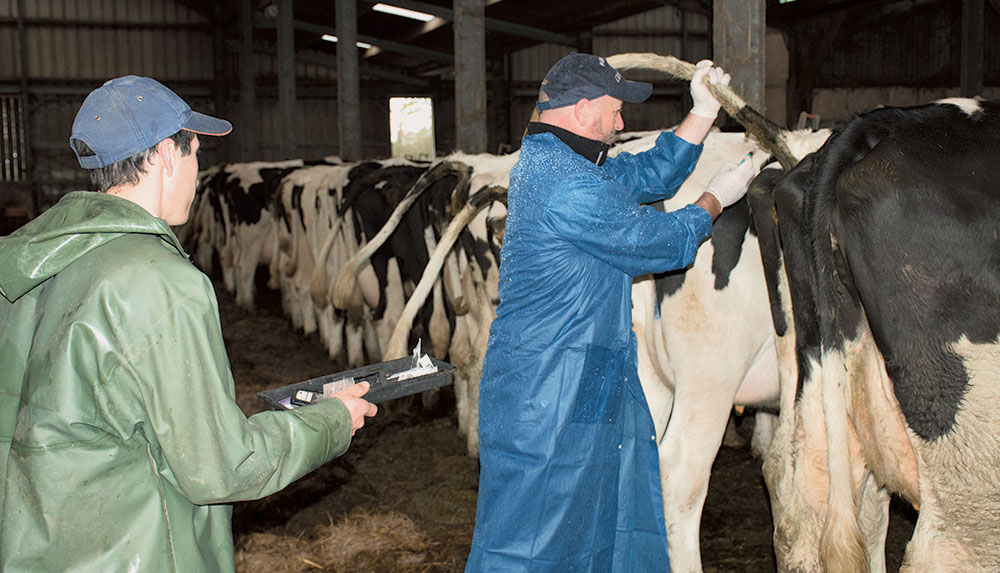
466, 128, 713, 572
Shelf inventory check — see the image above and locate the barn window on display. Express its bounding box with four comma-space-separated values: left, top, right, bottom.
0, 96, 27, 182
390, 97, 436, 161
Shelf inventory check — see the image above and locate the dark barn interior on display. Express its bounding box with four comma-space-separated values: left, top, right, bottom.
1, 1, 997, 571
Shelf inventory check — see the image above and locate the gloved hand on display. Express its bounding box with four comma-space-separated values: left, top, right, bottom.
690, 59, 731, 119
706, 153, 756, 208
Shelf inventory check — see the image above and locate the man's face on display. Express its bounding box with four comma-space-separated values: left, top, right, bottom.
587, 95, 625, 144
163, 134, 200, 226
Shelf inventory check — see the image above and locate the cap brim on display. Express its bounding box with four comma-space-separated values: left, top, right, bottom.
610, 79, 653, 104
182, 111, 233, 136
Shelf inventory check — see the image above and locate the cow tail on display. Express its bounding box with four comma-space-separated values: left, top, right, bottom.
385, 185, 505, 360
807, 129, 871, 573
606, 52, 800, 170
817, 348, 868, 573
331, 161, 471, 311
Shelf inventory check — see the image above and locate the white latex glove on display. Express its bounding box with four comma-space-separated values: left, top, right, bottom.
690, 59, 731, 119
707, 153, 756, 208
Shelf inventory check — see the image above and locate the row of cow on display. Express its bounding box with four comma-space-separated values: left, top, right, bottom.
177, 96, 1000, 572
177, 151, 513, 462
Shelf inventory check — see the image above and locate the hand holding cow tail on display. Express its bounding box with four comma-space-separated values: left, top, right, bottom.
690, 60, 731, 119
604, 52, 800, 170
706, 155, 756, 208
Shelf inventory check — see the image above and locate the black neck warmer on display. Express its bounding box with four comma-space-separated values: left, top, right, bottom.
526, 122, 611, 166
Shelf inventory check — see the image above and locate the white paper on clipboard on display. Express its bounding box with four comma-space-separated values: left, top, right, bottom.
388, 339, 439, 381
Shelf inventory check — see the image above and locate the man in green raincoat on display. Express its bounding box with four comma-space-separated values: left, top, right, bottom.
466, 53, 756, 571
0, 76, 378, 571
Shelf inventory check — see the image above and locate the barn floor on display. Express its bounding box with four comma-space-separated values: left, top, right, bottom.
221, 281, 917, 572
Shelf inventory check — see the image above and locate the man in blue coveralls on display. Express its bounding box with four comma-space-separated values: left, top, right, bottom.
466, 53, 755, 571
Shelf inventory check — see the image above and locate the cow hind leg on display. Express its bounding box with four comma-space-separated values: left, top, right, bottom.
659, 391, 735, 573
902, 337, 1000, 571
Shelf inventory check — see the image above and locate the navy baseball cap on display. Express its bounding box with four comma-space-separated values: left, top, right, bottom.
536, 53, 652, 111
70, 75, 232, 169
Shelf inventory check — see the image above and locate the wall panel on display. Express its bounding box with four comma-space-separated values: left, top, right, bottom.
0, 0, 212, 82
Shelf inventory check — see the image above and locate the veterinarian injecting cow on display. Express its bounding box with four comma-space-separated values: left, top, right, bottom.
466, 53, 756, 571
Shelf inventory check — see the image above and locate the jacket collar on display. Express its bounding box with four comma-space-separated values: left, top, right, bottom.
0, 191, 185, 302
526, 122, 610, 166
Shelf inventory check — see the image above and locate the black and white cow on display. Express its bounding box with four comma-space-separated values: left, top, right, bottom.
185, 159, 314, 307
749, 98, 1000, 571
619, 129, 829, 572
271, 158, 467, 367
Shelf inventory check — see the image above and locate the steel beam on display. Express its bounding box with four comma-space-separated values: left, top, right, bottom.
360, 0, 579, 47
228, 39, 430, 86
255, 15, 455, 64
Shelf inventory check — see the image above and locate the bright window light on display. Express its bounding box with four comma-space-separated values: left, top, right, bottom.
390, 97, 436, 161
372, 3, 436, 22
321, 34, 373, 49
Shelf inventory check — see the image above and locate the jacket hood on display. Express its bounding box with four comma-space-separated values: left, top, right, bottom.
0, 191, 186, 302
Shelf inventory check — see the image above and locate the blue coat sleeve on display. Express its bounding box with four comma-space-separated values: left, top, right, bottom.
604, 131, 703, 204
545, 168, 712, 277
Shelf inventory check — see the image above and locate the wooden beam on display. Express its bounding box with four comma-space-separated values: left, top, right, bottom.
240, 0, 258, 159
961, 0, 985, 97
713, 0, 766, 113
213, 21, 229, 160
454, 0, 487, 153
337, 0, 362, 161
277, 0, 296, 158
16, 0, 34, 214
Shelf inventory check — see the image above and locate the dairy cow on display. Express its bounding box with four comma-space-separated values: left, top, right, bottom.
272, 162, 374, 362
749, 98, 1000, 571
616, 129, 830, 572
380, 152, 514, 448
270, 158, 461, 367
184, 158, 334, 308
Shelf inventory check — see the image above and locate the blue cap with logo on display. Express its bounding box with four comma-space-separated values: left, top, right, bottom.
70, 75, 232, 169
536, 53, 653, 111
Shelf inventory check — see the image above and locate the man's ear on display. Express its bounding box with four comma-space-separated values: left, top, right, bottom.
154, 138, 177, 177
572, 99, 592, 129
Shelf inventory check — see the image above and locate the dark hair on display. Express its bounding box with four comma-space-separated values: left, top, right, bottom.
73, 130, 195, 192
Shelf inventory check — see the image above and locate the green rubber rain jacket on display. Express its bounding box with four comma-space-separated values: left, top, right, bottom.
0, 191, 353, 572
